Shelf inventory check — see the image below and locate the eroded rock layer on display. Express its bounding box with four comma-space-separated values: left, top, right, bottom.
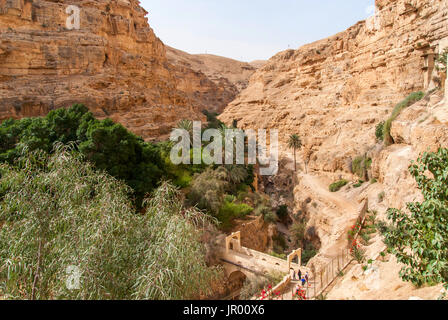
0, 0, 248, 140
220, 0, 448, 173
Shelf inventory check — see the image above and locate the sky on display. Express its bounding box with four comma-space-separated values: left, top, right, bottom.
140, 0, 375, 62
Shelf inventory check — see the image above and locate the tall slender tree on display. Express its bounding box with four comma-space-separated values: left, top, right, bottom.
287, 134, 302, 172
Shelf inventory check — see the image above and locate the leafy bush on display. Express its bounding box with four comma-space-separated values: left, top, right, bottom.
383, 92, 425, 146
352, 247, 366, 264
0, 147, 219, 300
187, 167, 229, 215
276, 205, 289, 221
0, 105, 166, 207
375, 121, 385, 141
360, 232, 371, 246
254, 204, 277, 224
269, 251, 287, 260
302, 242, 318, 265
202, 110, 225, 130
352, 155, 372, 180
384, 148, 448, 289
353, 180, 364, 188
217, 200, 253, 230
290, 221, 306, 246
272, 234, 287, 253
263, 211, 278, 224
240, 277, 270, 300
329, 180, 349, 192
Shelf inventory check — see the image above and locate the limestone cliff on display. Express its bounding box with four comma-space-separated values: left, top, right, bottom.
216, 0, 448, 299
220, 0, 448, 173
166, 46, 262, 113
0, 0, 251, 140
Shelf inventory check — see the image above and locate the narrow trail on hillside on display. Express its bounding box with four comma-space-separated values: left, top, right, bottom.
299, 173, 361, 259
300, 174, 358, 214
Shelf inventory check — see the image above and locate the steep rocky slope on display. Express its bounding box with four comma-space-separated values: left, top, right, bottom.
220, 0, 448, 173
325, 91, 448, 300
217, 0, 448, 299
166, 46, 262, 112
0, 0, 253, 140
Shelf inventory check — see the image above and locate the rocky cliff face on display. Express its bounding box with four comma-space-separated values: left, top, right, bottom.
0, 0, 252, 140
217, 0, 448, 299
220, 0, 448, 173
166, 46, 262, 113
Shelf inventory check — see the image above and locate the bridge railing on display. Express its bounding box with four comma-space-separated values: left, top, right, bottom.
307, 248, 353, 299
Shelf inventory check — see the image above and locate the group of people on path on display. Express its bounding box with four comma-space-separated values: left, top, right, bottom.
291, 268, 309, 286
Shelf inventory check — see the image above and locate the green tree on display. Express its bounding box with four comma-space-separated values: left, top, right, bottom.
0, 105, 166, 207
0, 147, 219, 299
384, 148, 448, 289
225, 165, 248, 186
287, 134, 302, 172
187, 167, 230, 215
176, 119, 194, 146
78, 118, 164, 205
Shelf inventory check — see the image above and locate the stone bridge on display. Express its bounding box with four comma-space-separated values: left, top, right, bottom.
219, 232, 308, 288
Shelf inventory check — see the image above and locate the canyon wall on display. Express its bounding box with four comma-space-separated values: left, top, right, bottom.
166, 46, 262, 113
220, 0, 448, 173
0, 0, 251, 140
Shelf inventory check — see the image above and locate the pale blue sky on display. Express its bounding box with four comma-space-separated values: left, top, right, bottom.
140, 0, 375, 62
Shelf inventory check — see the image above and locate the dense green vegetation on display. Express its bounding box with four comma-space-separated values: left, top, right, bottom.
384, 148, 448, 289
0, 104, 166, 207
352, 155, 372, 181
383, 91, 425, 146
329, 179, 349, 192
375, 121, 385, 142
0, 104, 291, 300
289, 220, 318, 264
0, 147, 219, 299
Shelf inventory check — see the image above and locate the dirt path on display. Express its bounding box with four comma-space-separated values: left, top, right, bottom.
300, 174, 358, 214
299, 173, 361, 258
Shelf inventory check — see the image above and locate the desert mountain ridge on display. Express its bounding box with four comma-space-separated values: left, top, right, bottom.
0, 0, 260, 140
166, 46, 265, 113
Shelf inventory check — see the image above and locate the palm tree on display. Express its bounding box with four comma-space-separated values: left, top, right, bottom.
176, 119, 193, 146
225, 165, 248, 185
287, 134, 302, 172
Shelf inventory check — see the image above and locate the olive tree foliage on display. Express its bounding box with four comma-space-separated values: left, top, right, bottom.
384, 148, 448, 289
187, 167, 230, 215
0, 146, 220, 300
0, 104, 166, 207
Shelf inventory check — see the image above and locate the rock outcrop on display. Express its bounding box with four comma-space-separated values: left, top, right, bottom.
0, 0, 253, 140
220, 0, 448, 173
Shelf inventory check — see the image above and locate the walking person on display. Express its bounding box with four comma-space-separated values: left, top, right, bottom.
298, 269, 302, 281
305, 271, 309, 285
291, 268, 296, 280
